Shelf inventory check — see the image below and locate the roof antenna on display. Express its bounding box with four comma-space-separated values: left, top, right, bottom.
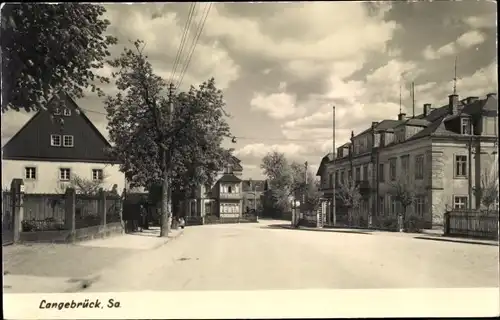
453, 56, 458, 95
412, 81, 415, 118
399, 81, 402, 115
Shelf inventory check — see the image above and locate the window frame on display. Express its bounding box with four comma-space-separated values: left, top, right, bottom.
415, 196, 425, 216
453, 195, 468, 209
59, 168, 71, 181
363, 165, 369, 182
389, 158, 397, 181
50, 134, 62, 147
25, 166, 37, 180
454, 154, 468, 178
92, 169, 104, 181
415, 154, 424, 180
460, 118, 471, 135
63, 135, 74, 147
355, 167, 361, 181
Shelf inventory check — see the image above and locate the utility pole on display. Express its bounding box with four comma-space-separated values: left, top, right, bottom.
160, 83, 175, 236
303, 161, 308, 215
332, 106, 337, 226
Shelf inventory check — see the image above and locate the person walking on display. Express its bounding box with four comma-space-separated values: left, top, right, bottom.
179, 216, 185, 229
138, 204, 147, 232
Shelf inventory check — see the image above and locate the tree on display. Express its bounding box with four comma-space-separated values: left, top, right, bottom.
104, 39, 232, 237
389, 177, 416, 231
1, 3, 117, 112
260, 152, 319, 215
474, 167, 499, 214
336, 178, 362, 226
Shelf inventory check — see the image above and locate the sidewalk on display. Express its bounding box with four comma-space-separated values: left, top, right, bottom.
3, 227, 183, 293
279, 224, 498, 246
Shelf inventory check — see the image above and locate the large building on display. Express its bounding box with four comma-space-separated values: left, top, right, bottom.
2, 92, 126, 194
317, 92, 498, 228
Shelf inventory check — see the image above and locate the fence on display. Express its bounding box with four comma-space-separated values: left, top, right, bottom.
19, 189, 123, 233
444, 209, 499, 240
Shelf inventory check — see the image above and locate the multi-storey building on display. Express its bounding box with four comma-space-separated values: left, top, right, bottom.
318, 92, 498, 227
185, 156, 245, 218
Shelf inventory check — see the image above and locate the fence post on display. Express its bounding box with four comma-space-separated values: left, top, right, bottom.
11, 179, 24, 243
99, 188, 107, 226
65, 188, 76, 241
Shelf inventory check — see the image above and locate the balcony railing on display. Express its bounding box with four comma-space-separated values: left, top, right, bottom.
219, 192, 243, 200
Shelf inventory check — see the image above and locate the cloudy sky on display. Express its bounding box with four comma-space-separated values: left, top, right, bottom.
1, 1, 497, 179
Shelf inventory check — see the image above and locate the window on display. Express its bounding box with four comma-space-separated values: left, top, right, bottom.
53, 108, 61, 115
389, 158, 397, 181
455, 155, 467, 177
340, 171, 345, 183
453, 196, 468, 209
461, 118, 471, 135
92, 169, 103, 181
51, 134, 62, 146
415, 196, 425, 216
25, 167, 37, 180
379, 163, 385, 182
401, 155, 410, 181
59, 168, 71, 181
348, 169, 352, 180
63, 135, 74, 147
228, 186, 232, 193
63, 108, 71, 116
335, 171, 340, 186
328, 173, 333, 188
390, 196, 398, 215
415, 154, 424, 179
355, 167, 361, 181
363, 165, 368, 181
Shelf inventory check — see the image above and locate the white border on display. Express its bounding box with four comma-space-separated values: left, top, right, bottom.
4, 288, 500, 319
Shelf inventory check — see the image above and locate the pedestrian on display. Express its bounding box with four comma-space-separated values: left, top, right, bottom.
139, 205, 146, 232
179, 217, 185, 229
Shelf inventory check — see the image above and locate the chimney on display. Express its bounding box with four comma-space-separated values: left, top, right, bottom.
398, 113, 406, 121
448, 94, 459, 115
423, 103, 432, 117
466, 96, 479, 104
371, 121, 378, 129
487, 93, 497, 99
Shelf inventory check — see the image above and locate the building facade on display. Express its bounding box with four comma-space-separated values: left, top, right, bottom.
2, 92, 126, 194
185, 156, 245, 218
242, 179, 266, 213
318, 93, 498, 227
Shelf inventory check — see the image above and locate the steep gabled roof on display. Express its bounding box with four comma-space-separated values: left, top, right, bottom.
2, 91, 116, 163
218, 173, 242, 183
316, 152, 334, 176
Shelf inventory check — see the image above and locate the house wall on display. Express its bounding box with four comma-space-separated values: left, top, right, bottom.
430, 140, 497, 224
2, 160, 126, 194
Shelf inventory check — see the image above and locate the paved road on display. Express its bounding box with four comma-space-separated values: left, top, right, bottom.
84, 220, 499, 292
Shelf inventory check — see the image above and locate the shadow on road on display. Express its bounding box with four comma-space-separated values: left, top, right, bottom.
261, 224, 373, 235
413, 236, 499, 247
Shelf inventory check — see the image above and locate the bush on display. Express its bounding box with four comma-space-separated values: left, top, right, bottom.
378, 216, 398, 231
404, 215, 425, 233
22, 217, 66, 232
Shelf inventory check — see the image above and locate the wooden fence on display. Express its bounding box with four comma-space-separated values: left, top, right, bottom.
444, 209, 499, 240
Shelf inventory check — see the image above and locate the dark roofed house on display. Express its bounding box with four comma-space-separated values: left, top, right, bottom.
317, 92, 498, 230
2, 91, 126, 194
242, 179, 266, 214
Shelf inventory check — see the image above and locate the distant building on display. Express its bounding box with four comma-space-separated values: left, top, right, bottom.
2, 92, 126, 194
318, 93, 498, 227
186, 156, 244, 218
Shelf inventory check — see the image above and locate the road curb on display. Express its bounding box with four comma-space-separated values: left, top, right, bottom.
64, 229, 185, 293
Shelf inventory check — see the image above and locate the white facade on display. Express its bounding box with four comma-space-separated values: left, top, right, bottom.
2, 159, 126, 194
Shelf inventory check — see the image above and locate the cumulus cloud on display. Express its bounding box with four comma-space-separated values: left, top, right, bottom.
463, 13, 497, 29
250, 92, 306, 119
422, 30, 485, 61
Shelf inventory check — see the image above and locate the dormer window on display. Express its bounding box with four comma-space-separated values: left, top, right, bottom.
461, 118, 471, 135
63, 108, 71, 116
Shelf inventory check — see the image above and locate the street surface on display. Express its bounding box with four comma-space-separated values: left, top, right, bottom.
85, 220, 499, 291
